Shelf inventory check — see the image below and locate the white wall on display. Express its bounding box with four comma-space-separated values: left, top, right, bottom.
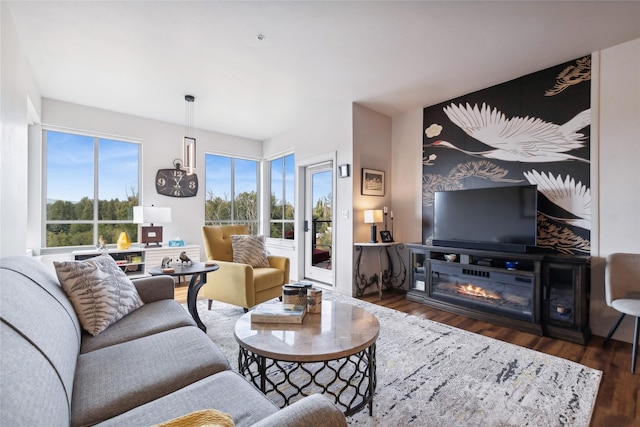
353, 104, 393, 242
590, 38, 640, 341
390, 37, 640, 341
1, 3, 41, 258
352, 104, 396, 294
262, 103, 394, 297
36, 99, 263, 261
263, 102, 354, 295
390, 109, 423, 245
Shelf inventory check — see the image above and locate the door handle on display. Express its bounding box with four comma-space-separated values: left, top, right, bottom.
304, 220, 309, 232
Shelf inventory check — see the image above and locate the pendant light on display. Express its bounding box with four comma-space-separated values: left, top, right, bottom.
183, 94, 196, 175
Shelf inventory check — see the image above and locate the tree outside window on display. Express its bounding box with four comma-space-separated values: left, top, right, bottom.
44, 130, 139, 248
205, 154, 259, 234
269, 154, 295, 239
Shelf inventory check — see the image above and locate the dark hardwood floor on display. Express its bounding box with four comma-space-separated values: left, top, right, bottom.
175, 286, 639, 426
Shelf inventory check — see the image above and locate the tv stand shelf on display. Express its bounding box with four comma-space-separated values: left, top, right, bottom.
407, 244, 590, 344
423, 245, 542, 273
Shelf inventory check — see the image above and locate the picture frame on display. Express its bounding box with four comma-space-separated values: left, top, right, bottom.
361, 168, 385, 196
380, 230, 394, 243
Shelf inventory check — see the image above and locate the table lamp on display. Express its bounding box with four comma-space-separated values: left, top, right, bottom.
364, 209, 384, 243
133, 206, 172, 247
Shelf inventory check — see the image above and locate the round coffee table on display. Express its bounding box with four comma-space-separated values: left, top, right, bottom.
234, 300, 379, 416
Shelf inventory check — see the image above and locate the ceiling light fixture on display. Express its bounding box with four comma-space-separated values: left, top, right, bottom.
183, 94, 196, 175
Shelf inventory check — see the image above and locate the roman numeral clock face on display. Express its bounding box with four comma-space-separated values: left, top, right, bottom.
155, 168, 198, 197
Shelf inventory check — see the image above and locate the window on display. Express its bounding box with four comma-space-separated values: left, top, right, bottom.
269, 154, 295, 239
44, 130, 140, 248
205, 154, 259, 234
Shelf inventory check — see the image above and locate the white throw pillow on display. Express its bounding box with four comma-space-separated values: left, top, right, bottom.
54, 254, 144, 336
230, 235, 270, 268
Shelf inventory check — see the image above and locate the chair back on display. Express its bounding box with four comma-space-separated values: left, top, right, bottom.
605, 253, 640, 306
202, 225, 249, 262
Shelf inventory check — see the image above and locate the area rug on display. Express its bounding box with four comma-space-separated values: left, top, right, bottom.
188, 292, 601, 426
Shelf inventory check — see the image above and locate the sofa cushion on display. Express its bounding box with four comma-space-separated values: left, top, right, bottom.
54, 255, 144, 336
94, 371, 279, 427
72, 326, 231, 426
231, 235, 270, 268
81, 299, 196, 354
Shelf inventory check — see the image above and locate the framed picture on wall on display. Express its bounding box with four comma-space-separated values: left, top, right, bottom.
362, 168, 385, 196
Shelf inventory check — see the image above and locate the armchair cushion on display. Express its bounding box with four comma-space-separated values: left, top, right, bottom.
54, 255, 144, 336
230, 235, 270, 268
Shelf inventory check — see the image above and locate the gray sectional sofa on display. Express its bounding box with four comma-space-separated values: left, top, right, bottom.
0, 255, 347, 427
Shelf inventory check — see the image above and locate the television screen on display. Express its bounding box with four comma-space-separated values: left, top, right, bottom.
433, 185, 538, 253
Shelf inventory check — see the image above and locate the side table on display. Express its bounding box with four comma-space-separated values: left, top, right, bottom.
148, 261, 218, 332
354, 242, 406, 299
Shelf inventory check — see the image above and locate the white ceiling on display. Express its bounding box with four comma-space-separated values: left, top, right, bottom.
8, 1, 640, 141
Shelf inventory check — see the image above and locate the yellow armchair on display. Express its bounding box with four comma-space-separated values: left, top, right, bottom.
201, 225, 290, 310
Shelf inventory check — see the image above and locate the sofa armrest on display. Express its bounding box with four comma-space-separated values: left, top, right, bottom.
250, 394, 347, 427
132, 275, 175, 303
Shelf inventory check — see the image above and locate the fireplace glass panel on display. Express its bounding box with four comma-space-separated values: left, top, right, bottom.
430, 263, 535, 322
546, 267, 575, 325
411, 251, 426, 291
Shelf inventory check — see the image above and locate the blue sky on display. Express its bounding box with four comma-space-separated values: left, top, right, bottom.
312, 170, 332, 208
47, 131, 138, 202
205, 154, 258, 199
48, 132, 330, 209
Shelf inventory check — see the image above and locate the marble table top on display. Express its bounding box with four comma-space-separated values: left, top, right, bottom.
234, 300, 380, 362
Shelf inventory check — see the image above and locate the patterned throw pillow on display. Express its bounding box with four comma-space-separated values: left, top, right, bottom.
230, 235, 270, 268
153, 409, 235, 427
54, 254, 144, 336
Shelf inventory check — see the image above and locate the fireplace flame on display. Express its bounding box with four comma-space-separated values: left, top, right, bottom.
457, 284, 501, 300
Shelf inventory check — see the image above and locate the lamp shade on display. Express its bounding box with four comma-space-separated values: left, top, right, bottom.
364, 209, 383, 224
133, 206, 172, 224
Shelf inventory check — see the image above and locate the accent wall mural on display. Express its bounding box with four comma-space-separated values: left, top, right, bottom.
422, 56, 591, 255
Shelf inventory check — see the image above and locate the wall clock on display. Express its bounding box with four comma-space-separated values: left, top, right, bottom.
155, 161, 198, 197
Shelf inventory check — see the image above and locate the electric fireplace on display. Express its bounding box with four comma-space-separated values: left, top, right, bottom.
430, 263, 536, 323
407, 244, 591, 343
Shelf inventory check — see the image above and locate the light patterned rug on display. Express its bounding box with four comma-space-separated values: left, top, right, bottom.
189, 292, 601, 426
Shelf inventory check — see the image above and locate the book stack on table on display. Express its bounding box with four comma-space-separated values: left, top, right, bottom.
251, 303, 307, 324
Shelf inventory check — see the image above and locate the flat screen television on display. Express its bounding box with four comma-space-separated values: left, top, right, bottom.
433, 185, 538, 253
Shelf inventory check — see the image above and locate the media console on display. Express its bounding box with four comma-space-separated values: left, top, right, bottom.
406, 244, 591, 344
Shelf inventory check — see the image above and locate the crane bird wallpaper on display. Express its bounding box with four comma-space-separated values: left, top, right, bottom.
422, 56, 591, 255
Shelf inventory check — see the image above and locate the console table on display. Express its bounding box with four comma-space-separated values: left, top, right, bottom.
354, 242, 406, 299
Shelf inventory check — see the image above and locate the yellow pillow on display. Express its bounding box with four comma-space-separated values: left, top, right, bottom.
154, 409, 234, 427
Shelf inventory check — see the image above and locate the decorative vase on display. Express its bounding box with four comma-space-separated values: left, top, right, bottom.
117, 231, 131, 250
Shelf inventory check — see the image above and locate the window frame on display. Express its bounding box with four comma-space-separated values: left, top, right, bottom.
41, 127, 141, 251
204, 152, 261, 234
267, 152, 295, 242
